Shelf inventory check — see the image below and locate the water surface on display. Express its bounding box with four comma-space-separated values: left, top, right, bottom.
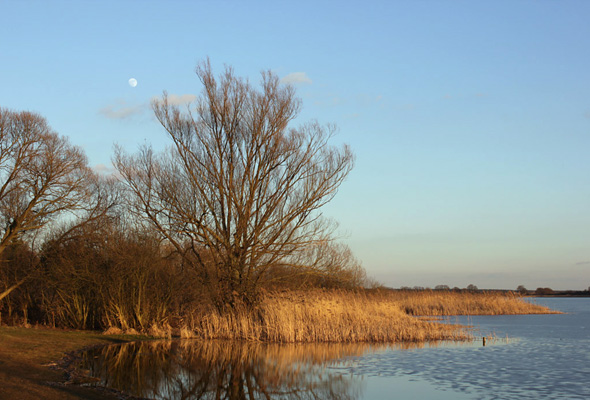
81, 297, 589, 399
346, 297, 590, 399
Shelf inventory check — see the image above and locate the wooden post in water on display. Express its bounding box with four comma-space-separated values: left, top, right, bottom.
483, 336, 486, 346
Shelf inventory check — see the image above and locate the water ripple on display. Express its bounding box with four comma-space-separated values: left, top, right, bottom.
331, 298, 590, 400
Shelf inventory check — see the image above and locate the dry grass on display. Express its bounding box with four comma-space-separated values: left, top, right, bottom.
182, 289, 471, 343
0, 326, 149, 400
100, 289, 557, 343
390, 290, 557, 316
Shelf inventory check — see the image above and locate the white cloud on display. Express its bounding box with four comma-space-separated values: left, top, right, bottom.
280, 72, 312, 85
92, 163, 117, 177
101, 94, 198, 120
152, 93, 197, 106
99, 99, 144, 119
167, 94, 197, 106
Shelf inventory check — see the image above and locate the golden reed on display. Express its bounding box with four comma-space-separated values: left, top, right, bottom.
181, 290, 476, 343
391, 289, 556, 316
110, 289, 556, 343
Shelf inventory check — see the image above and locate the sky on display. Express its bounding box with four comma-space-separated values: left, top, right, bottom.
1, 0, 589, 290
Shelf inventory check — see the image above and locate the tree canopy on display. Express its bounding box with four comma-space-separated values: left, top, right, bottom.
115, 61, 356, 308
0, 108, 98, 301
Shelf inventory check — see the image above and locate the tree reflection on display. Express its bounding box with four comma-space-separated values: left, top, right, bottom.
82, 340, 380, 399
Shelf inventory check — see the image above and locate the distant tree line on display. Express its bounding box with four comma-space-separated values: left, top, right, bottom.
0, 62, 371, 331
398, 285, 590, 297
399, 284, 480, 292
516, 285, 590, 297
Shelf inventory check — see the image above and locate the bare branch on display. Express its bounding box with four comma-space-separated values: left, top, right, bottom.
115, 62, 356, 308
0, 108, 95, 257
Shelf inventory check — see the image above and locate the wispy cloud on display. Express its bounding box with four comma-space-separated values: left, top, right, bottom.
583, 111, 590, 119
99, 99, 144, 119
314, 96, 346, 107
281, 72, 312, 85
92, 163, 117, 177
575, 261, 590, 266
152, 93, 197, 106
101, 94, 197, 120
356, 94, 383, 106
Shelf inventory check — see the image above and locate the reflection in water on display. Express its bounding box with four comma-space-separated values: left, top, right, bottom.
82, 339, 475, 399
80, 300, 590, 400
82, 340, 382, 399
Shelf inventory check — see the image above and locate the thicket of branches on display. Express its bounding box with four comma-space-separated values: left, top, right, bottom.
0, 62, 370, 331
115, 60, 356, 309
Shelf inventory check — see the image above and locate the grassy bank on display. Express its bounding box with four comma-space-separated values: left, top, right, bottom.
0, 326, 149, 400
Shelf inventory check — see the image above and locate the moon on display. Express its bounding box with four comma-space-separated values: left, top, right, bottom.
128, 78, 138, 87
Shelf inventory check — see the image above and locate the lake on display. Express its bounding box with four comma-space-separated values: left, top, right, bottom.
81, 297, 589, 399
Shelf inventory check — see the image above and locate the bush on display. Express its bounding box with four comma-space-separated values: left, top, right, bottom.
535, 287, 554, 295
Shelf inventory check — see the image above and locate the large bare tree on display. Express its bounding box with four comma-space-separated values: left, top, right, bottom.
0, 108, 96, 301
115, 61, 355, 308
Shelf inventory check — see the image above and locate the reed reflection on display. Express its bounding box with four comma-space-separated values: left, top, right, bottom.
82, 340, 388, 399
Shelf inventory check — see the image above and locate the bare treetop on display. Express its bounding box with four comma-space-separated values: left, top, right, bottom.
0, 108, 98, 301
115, 60, 356, 308
0, 108, 94, 253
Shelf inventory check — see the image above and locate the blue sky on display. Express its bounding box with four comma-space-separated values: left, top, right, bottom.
1, 0, 589, 289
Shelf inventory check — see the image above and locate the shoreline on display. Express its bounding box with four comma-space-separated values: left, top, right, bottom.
526, 294, 590, 298
0, 291, 559, 399
0, 326, 151, 400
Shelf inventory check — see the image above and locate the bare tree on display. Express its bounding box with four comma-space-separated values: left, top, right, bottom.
115, 60, 355, 309
0, 108, 95, 301
466, 284, 479, 292
280, 241, 367, 289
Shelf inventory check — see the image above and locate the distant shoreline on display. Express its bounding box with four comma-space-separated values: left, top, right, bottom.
387, 288, 590, 298
526, 292, 590, 297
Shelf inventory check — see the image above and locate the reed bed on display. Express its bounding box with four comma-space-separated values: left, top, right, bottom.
390, 290, 557, 316
103, 289, 558, 342
182, 290, 471, 343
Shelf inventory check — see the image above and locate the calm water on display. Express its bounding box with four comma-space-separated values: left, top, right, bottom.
81, 298, 589, 399
348, 297, 590, 399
